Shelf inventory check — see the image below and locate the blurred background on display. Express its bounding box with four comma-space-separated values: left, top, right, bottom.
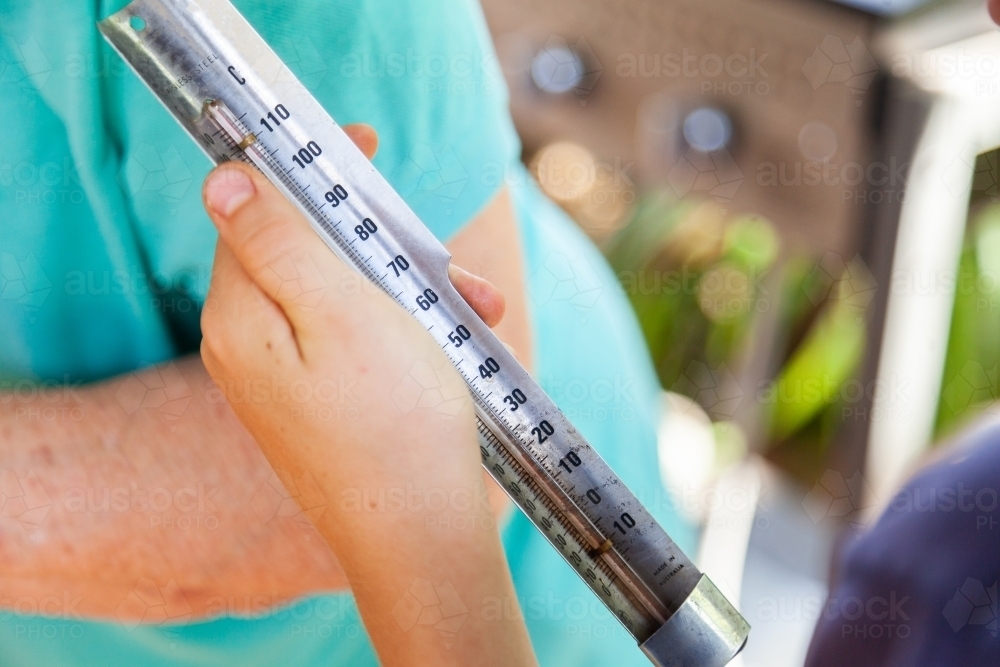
478, 0, 1000, 664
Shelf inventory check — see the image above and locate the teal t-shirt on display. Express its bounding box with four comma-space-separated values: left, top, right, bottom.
0, 0, 696, 665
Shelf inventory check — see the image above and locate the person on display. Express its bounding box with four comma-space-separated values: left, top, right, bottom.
804, 417, 1000, 666
0, 0, 696, 665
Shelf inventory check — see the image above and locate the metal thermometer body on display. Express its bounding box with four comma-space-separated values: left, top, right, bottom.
99, 1, 749, 664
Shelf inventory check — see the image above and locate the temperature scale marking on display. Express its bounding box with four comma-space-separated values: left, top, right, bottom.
99, 2, 750, 665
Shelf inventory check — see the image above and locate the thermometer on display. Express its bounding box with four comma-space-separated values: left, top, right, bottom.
99, 2, 749, 664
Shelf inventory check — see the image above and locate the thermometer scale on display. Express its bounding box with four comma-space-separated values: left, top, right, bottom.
99, 2, 749, 664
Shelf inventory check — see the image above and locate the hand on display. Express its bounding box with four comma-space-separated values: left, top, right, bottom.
199, 124, 535, 666
200, 123, 504, 525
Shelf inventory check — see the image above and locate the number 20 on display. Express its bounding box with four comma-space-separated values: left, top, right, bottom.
532, 419, 554, 443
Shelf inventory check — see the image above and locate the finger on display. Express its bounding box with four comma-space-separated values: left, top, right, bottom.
343, 123, 379, 160
200, 336, 223, 381
202, 241, 300, 367
203, 162, 342, 328
449, 264, 506, 328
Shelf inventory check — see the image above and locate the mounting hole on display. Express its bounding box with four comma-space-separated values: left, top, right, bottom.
129, 15, 146, 31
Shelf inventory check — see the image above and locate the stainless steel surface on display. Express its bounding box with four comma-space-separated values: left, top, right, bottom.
99, 0, 749, 661
641, 575, 751, 667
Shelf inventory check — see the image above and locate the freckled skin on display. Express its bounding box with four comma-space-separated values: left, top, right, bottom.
0, 122, 533, 666
35, 444, 55, 467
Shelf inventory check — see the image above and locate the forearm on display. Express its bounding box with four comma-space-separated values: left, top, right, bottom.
234, 359, 535, 666
0, 355, 347, 617
335, 496, 529, 666
322, 453, 528, 664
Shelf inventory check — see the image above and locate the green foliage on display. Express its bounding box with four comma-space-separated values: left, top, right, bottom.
934, 204, 1000, 437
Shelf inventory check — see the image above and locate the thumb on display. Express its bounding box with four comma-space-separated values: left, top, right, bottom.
203, 162, 342, 324
204, 162, 508, 335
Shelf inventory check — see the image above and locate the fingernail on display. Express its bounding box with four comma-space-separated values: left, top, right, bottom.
205, 168, 255, 216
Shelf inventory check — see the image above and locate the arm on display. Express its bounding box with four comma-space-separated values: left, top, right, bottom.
197, 160, 535, 664
0, 129, 532, 632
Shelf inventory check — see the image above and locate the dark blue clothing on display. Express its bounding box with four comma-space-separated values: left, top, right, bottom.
806, 419, 1000, 666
